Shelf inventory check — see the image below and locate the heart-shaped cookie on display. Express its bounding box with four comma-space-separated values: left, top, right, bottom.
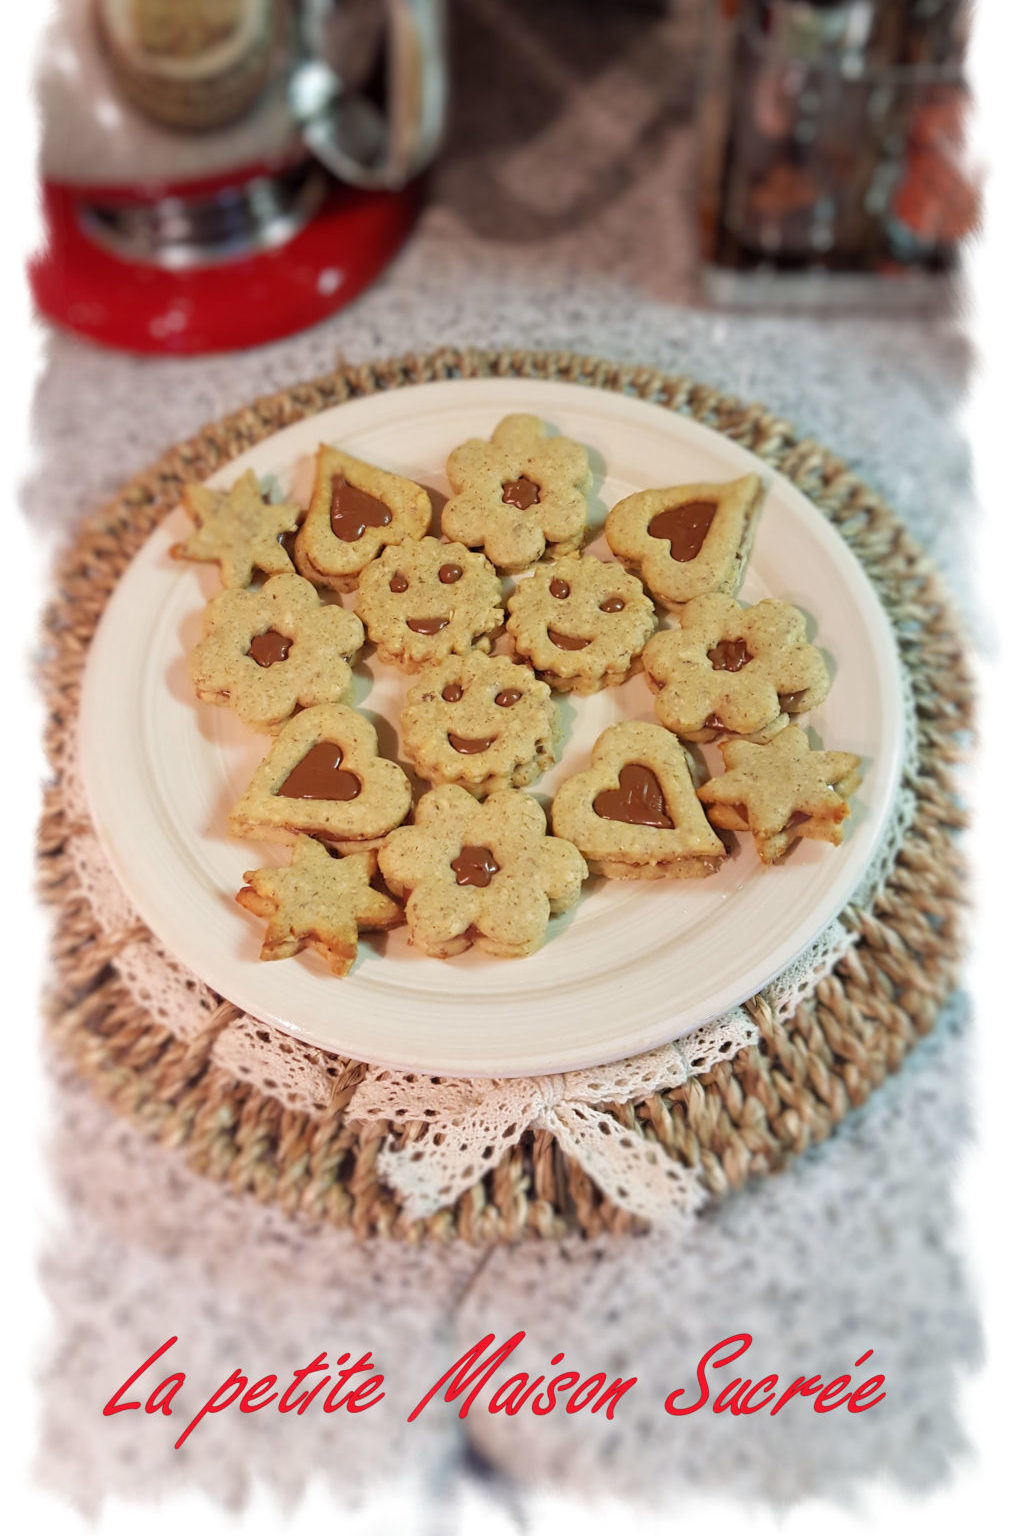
294, 444, 432, 594
228, 704, 412, 851
605, 474, 763, 612
552, 721, 725, 879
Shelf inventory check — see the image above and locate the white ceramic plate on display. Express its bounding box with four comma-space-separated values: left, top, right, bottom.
79, 379, 903, 1077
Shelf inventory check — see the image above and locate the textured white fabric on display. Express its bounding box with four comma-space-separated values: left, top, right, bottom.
349, 1011, 757, 1226
210, 1012, 348, 1116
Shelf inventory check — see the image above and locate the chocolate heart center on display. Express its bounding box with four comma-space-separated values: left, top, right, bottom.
277, 742, 362, 801
329, 474, 392, 542
593, 764, 674, 829
648, 499, 718, 562
248, 629, 292, 667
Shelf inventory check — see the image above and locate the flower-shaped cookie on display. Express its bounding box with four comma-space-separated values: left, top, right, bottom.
506, 555, 656, 693
605, 473, 763, 612
642, 593, 831, 743
379, 785, 587, 958
228, 704, 412, 851
237, 837, 403, 976
189, 573, 365, 732
697, 725, 862, 864
172, 470, 301, 589
552, 722, 726, 879
441, 414, 593, 572
400, 653, 559, 797
355, 537, 504, 672
295, 444, 432, 594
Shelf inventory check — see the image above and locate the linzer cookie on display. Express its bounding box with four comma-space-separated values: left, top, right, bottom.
400, 652, 559, 797
172, 469, 301, 589
506, 555, 656, 693
237, 837, 403, 977
294, 444, 432, 594
605, 473, 762, 612
189, 573, 365, 732
551, 721, 725, 879
441, 414, 592, 572
228, 704, 412, 851
697, 725, 862, 864
642, 593, 831, 743
378, 785, 587, 958
355, 536, 504, 672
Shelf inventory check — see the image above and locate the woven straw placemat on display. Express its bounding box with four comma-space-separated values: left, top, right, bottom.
37, 347, 971, 1241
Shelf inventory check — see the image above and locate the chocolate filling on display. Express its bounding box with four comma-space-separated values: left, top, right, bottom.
594, 764, 674, 829
248, 629, 292, 667
277, 742, 361, 801
329, 474, 392, 542
547, 628, 591, 651
707, 637, 752, 672
648, 499, 718, 562
406, 616, 450, 634
448, 733, 496, 754
451, 845, 499, 887
502, 476, 541, 511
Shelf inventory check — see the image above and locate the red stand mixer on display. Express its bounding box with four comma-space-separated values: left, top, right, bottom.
30, 0, 447, 354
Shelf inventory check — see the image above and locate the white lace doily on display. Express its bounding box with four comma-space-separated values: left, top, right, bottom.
57, 665, 917, 1226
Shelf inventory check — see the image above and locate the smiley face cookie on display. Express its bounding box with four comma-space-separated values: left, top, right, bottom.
506, 555, 656, 693
642, 593, 831, 743
605, 474, 763, 612
441, 414, 593, 572
552, 721, 726, 879
189, 573, 365, 732
228, 704, 412, 851
697, 725, 862, 864
400, 652, 559, 797
172, 470, 301, 589
237, 837, 403, 976
294, 444, 432, 595
378, 785, 587, 958
355, 537, 504, 672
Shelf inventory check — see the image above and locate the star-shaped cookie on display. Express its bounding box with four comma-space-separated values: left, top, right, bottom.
172, 470, 301, 588
237, 837, 403, 976
697, 725, 862, 864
